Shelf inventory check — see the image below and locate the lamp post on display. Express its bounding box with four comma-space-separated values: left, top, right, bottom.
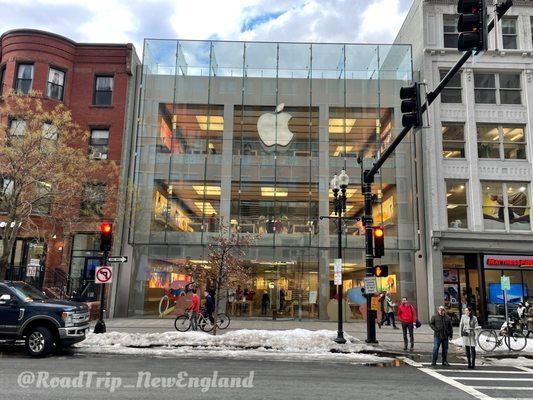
330, 169, 349, 344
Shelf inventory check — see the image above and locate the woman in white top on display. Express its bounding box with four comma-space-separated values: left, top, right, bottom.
459, 307, 479, 369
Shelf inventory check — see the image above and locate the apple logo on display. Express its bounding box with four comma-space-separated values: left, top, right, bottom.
256, 103, 294, 147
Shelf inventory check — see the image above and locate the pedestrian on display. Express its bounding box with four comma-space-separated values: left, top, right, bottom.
397, 297, 417, 351
377, 292, 389, 328
189, 288, 200, 331
517, 302, 527, 332
459, 307, 479, 369
430, 305, 453, 366
527, 301, 533, 338
205, 290, 215, 325
385, 292, 399, 329
261, 291, 270, 316
279, 289, 286, 312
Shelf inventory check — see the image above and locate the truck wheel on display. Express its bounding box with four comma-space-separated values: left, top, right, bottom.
25, 326, 55, 357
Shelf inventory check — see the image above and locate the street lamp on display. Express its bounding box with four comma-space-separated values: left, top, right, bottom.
330, 169, 349, 344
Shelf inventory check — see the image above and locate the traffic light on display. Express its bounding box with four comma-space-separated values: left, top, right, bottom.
373, 265, 389, 278
373, 226, 385, 258
399, 82, 422, 128
457, 0, 487, 52
99, 223, 113, 252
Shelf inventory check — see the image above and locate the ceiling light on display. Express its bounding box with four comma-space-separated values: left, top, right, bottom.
328, 118, 356, 134
519, 186, 526, 192
510, 133, 523, 141
333, 145, 354, 156
261, 187, 288, 197
195, 115, 224, 131
194, 201, 217, 215
447, 204, 458, 209
193, 185, 221, 196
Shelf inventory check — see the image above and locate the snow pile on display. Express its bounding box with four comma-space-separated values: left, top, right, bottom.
75, 329, 384, 363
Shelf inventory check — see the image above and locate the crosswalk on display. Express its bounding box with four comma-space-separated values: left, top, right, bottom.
415, 361, 533, 400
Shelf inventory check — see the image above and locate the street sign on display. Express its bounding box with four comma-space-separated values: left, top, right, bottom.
364, 277, 378, 294
500, 275, 510, 291
108, 256, 128, 263
95, 266, 113, 284
333, 258, 342, 285
26, 266, 37, 277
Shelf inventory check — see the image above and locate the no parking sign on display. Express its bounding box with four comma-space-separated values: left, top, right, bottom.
95, 266, 113, 284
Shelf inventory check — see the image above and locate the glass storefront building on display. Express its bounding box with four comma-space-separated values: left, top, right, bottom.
120, 39, 419, 319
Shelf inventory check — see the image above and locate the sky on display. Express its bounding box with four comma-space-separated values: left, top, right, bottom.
0, 0, 414, 56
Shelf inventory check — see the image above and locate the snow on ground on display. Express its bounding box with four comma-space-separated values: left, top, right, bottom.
75, 329, 387, 364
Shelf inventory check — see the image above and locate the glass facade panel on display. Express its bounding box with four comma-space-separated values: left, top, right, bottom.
128, 40, 417, 317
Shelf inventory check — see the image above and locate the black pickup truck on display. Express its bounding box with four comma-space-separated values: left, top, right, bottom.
0, 281, 90, 357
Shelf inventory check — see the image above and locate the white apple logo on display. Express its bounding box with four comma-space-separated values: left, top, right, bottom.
257, 103, 293, 147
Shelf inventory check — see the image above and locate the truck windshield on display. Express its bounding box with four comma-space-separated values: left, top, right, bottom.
11, 283, 48, 302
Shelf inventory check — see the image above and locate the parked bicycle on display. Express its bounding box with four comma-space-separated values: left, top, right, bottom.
477, 318, 527, 352
174, 308, 231, 332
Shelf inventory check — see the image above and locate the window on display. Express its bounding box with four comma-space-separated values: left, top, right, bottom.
442, 123, 465, 158
42, 122, 58, 140
482, 182, 530, 231
89, 129, 109, 159
93, 75, 113, 105
46, 67, 65, 101
80, 183, 106, 217
443, 15, 459, 48
9, 119, 26, 136
0, 66, 5, 96
33, 181, 52, 214
477, 124, 526, 160
0, 178, 14, 212
501, 17, 518, 49
474, 72, 521, 104
446, 180, 468, 229
15, 64, 33, 94
440, 70, 462, 103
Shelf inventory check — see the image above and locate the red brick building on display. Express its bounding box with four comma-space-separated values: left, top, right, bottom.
0, 29, 139, 303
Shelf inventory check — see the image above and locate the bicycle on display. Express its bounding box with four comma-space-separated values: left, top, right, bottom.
477, 319, 527, 352
174, 308, 231, 332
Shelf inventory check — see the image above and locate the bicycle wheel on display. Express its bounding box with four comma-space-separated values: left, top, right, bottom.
477, 329, 498, 352
174, 315, 191, 332
199, 316, 214, 332
505, 330, 527, 351
216, 313, 230, 330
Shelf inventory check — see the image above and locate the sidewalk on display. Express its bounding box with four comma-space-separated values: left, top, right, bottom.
100, 318, 462, 355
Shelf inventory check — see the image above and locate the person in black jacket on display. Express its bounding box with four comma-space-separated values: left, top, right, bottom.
430, 305, 453, 366
205, 290, 215, 324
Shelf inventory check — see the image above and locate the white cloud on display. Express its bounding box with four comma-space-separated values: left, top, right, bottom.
358, 0, 407, 43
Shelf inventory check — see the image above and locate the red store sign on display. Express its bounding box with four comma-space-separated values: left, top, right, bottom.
484, 255, 533, 268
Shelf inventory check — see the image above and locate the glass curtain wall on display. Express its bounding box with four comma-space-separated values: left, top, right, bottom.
128, 39, 416, 318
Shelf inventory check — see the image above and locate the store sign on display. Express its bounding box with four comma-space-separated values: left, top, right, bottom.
484, 255, 533, 268
26, 266, 38, 277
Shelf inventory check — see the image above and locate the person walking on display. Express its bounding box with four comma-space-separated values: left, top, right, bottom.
430, 305, 453, 366
377, 292, 389, 328
384, 292, 399, 329
189, 288, 200, 331
205, 290, 215, 325
261, 291, 270, 316
459, 307, 479, 369
397, 297, 417, 351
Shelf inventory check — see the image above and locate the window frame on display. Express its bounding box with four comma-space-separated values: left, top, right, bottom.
501, 17, 518, 50
476, 123, 527, 160
481, 181, 531, 232
14, 62, 34, 94
46, 65, 66, 101
88, 127, 110, 159
446, 180, 469, 230
80, 183, 107, 217
441, 122, 466, 159
443, 14, 459, 48
93, 74, 114, 106
474, 72, 522, 105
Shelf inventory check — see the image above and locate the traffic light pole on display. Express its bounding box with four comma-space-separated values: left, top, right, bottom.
362, 1, 512, 344
94, 249, 108, 334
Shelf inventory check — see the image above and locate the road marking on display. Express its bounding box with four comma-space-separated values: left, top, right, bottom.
419, 368, 493, 400
470, 386, 533, 391
420, 362, 469, 366
515, 366, 533, 373
437, 369, 532, 374
398, 357, 423, 367
450, 377, 533, 382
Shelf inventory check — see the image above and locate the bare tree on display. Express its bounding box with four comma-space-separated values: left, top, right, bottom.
0, 90, 117, 279
180, 224, 256, 334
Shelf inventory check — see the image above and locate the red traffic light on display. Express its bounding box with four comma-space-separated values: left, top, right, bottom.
373, 226, 385, 258
101, 223, 112, 234
374, 227, 384, 238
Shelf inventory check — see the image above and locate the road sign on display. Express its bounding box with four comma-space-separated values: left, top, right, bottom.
364, 277, 378, 294
26, 266, 37, 277
108, 256, 128, 263
500, 275, 510, 291
95, 266, 113, 284
334, 258, 342, 285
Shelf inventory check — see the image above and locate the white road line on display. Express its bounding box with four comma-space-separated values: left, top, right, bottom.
399, 357, 423, 368
419, 368, 493, 400
420, 362, 468, 366
437, 369, 532, 374
470, 386, 533, 391
450, 377, 533, 382
515, 366, 533, 373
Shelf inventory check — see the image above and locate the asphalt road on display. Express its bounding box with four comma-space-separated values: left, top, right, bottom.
0, 348, 479, 400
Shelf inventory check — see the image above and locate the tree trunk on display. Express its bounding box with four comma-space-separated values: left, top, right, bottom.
213, 280, 221, 336
0, 230, 17, 280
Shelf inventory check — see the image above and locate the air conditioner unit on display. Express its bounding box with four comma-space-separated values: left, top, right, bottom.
90, 152, 107, 160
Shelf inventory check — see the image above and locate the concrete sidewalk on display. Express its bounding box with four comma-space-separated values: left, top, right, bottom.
99, 318, 465, 356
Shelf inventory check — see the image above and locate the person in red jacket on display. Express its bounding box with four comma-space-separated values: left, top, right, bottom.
189, 288, 200, 331
397, 297, 417, 351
